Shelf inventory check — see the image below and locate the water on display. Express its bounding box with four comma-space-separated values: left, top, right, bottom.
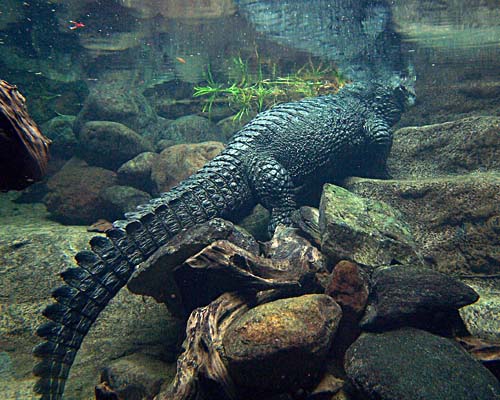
0, 1, 499, 399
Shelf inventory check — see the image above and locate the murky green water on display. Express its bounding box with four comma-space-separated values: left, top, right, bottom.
0, 1, 499, 399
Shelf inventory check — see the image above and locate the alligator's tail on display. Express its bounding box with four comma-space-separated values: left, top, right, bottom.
33, 154, 251, 400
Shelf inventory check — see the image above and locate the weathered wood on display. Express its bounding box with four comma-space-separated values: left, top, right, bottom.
0, 80, 51, 191
158, 293, 249, 400
456, 336, 500, 364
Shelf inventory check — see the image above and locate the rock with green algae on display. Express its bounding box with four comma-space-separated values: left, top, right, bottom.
344, 172, 500, 275
161, 115, 219, 144
74, 84, 157, 134
459, 277, 500, 341
117, 152, 158, 193
0, 192, 179, 400
222, 294, 342, 394
319, 184, 422, 269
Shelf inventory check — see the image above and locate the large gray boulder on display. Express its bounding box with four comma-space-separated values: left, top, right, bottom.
74, 84, 157, 133
161, 115, 219, 144
345, 328, 500, 400
388, 116, 500, 179
345, 172, 500, 275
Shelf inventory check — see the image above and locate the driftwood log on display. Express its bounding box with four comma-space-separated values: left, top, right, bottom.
157, 233, 326, 400
101, 222, 328, 400
0, 80, 51, 191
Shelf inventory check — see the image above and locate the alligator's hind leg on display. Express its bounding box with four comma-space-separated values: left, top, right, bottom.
248, 156, 297, 235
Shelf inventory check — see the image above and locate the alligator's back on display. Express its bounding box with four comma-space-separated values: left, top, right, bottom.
229, 92, 370, 182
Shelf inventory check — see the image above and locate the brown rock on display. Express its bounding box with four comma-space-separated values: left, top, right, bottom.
326, 261, 369, 366
96, 353, 175, 400
326, 261, 369, 316
43, 158, 117, 224
151, 141, 224, 193
223, 294, 342, 394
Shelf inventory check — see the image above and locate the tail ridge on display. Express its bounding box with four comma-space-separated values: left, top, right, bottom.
33, 230, 139, 400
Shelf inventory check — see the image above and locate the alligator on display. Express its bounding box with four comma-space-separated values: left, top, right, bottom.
33, 78, 415, 400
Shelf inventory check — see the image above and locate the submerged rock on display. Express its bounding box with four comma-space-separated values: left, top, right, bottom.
96, 353, 175, 400
41, 115, 77, 159
237, 203, 270, 241
319, 184, 422, 269
344, 328, 500, 400
389, 116, 500, 179
162, 115, 219, 144
345, 172, 500, 275
151, 141, 224, 193
100, 185, 152, 221
460, 277, 500, 341
78, 121, 153, 171
326, 261, 369, 317
326, 260, 370, 363
74, 84, 157, 133
223, 294, 342, 394
117, 151, 158, 193
360, 265, 479, 331
43, 158, 117, 224
216, 114, 253, 142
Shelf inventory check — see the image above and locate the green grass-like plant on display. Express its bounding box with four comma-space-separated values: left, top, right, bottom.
193, 56, 347, 121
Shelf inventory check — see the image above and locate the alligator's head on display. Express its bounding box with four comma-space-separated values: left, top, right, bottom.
372, 71, 416, 125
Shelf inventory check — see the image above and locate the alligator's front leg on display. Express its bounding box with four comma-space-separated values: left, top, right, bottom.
360, 116, 394, 179
248, 156, 297, 235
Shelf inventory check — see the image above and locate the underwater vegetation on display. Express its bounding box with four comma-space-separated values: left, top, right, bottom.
194, 56, 348, 120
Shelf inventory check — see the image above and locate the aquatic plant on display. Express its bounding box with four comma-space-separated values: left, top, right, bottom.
193, 56, 347, 121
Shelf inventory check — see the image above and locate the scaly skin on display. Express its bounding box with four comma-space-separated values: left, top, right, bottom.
33, 80, 414, 399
